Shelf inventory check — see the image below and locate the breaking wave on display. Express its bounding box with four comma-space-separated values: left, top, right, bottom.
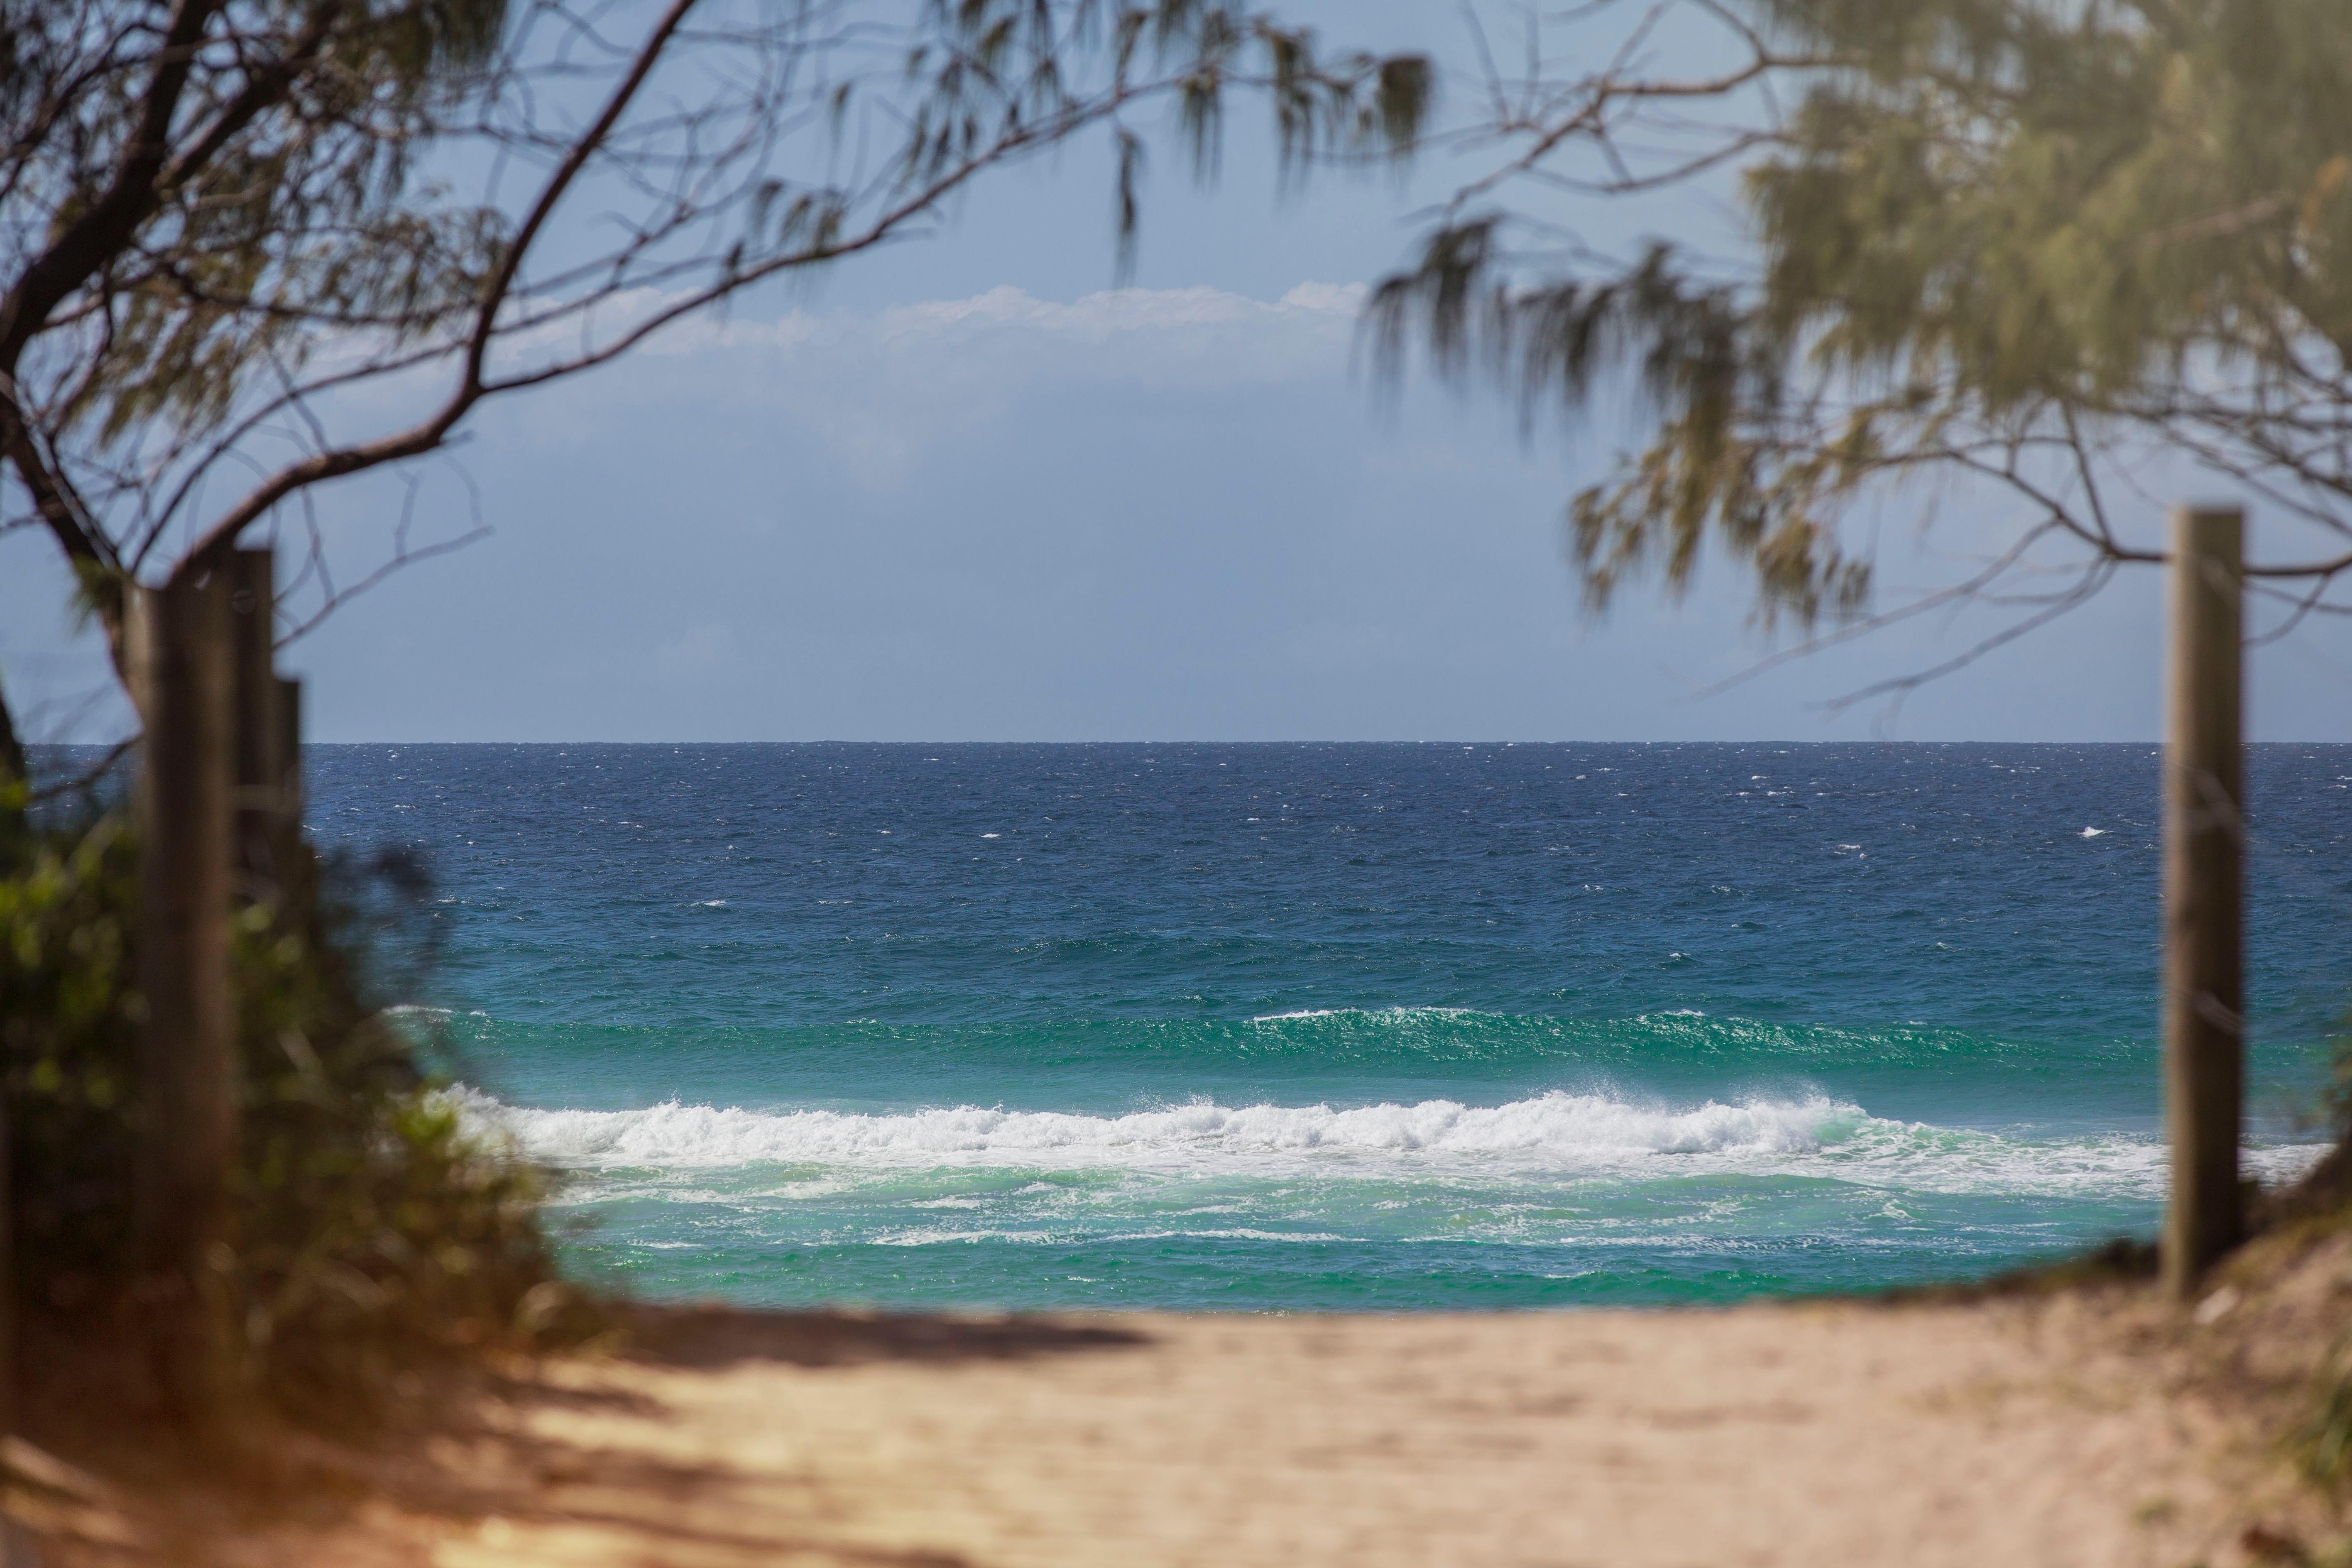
445, 1086, 2327, 1198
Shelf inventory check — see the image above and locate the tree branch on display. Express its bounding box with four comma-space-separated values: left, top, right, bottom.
0, 0, 222, 366
173, 0, 704, 581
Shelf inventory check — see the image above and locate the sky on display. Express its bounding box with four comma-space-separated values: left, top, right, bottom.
7, 2, 2352, 745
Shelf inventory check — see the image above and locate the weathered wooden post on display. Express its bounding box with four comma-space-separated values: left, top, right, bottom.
131, 568, 237, 1415
227, 549, 283, 903
272, 675, 307, 927
276, 676, 302, 824
277, 677, 306, 841
0, 1004, 11, 1568
2162, 504, 2247, 1299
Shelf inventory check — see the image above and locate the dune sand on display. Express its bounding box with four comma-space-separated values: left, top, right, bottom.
36, 1228, 2352, 1568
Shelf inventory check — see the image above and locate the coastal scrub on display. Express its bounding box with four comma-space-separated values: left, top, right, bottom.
0, 805, 580, 1431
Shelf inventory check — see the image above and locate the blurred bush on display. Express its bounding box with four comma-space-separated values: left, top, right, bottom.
0, 805, 586, 1429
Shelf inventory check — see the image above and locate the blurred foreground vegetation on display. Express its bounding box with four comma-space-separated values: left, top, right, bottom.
0, 798, 582, 1431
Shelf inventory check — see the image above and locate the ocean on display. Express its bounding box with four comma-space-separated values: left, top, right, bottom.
303, 742, 2350, 1311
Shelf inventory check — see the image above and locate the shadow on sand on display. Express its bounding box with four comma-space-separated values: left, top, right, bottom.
20, 1305, 1153, 1566
616, 1303, 1155, 1370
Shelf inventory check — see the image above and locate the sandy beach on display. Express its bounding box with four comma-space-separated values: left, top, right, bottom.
31, 1223, 2349, 1568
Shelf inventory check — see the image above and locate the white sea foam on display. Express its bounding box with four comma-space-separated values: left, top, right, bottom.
1246, 1005, 1476, 1025
443, 1084, 2333, 1201
452, 1086, 1841, 1168
2080, 827, 2107, 838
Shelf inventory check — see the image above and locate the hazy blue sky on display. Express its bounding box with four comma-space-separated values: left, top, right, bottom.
8, 1, 2352, 744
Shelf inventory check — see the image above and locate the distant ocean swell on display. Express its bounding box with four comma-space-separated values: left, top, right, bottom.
431, 1005, 2113, 1072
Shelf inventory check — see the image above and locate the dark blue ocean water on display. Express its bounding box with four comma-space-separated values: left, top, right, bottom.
301, 742, 2351, 1310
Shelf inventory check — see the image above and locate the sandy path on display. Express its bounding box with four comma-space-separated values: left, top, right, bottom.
257, 1290, 2285, 1568
54, 1231, 2352, 1568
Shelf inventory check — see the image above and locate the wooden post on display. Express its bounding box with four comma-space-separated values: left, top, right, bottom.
2162, 504, 2246, 1299
272, 675, 308, 927
276, 676, 302, 827
0, 1032, 11, 1568
227, 549, 282, 902
131, 570, 237, 1416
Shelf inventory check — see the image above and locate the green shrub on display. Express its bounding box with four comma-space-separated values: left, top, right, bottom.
2305, 1338, 2352, 1493
0, 807, 581, 1429
2294, 1037, 2352, 1495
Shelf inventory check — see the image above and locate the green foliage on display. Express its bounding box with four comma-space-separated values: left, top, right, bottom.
1370, 224, 1867, 627
2325, 1031, 2352, 1147
1744, 0, 2352, 409
1373, 0, 2352, 626
0, 810, 575, 1429
901, 0, 1431, 278
2300, 1333, 2352, 1492
2284, 1036, 2352, 1496
1, 818, 139, 1286
17, 0, 516, 447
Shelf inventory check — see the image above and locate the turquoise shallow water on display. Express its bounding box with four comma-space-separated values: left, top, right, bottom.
306, 742, 2350, 1310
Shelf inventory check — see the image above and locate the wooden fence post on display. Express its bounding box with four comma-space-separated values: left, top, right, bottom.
276, 676, 302, 829
2162, 504, 2247, 1299
272, 676, 307, 926
227, 549, 282, 904
131, 570, 237, 1416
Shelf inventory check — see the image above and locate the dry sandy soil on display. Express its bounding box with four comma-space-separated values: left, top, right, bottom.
24, 1228, 2352, 1568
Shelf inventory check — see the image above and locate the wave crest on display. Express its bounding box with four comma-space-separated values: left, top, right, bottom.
449, 1086, 1863, 1172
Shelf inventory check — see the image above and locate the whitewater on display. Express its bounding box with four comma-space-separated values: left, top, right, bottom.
455, 1085, 2317, 1192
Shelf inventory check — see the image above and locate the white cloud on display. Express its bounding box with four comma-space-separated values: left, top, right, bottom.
875, 279, 1366, 341
634, 280, 1367, 380
592, 280, 1382, 493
